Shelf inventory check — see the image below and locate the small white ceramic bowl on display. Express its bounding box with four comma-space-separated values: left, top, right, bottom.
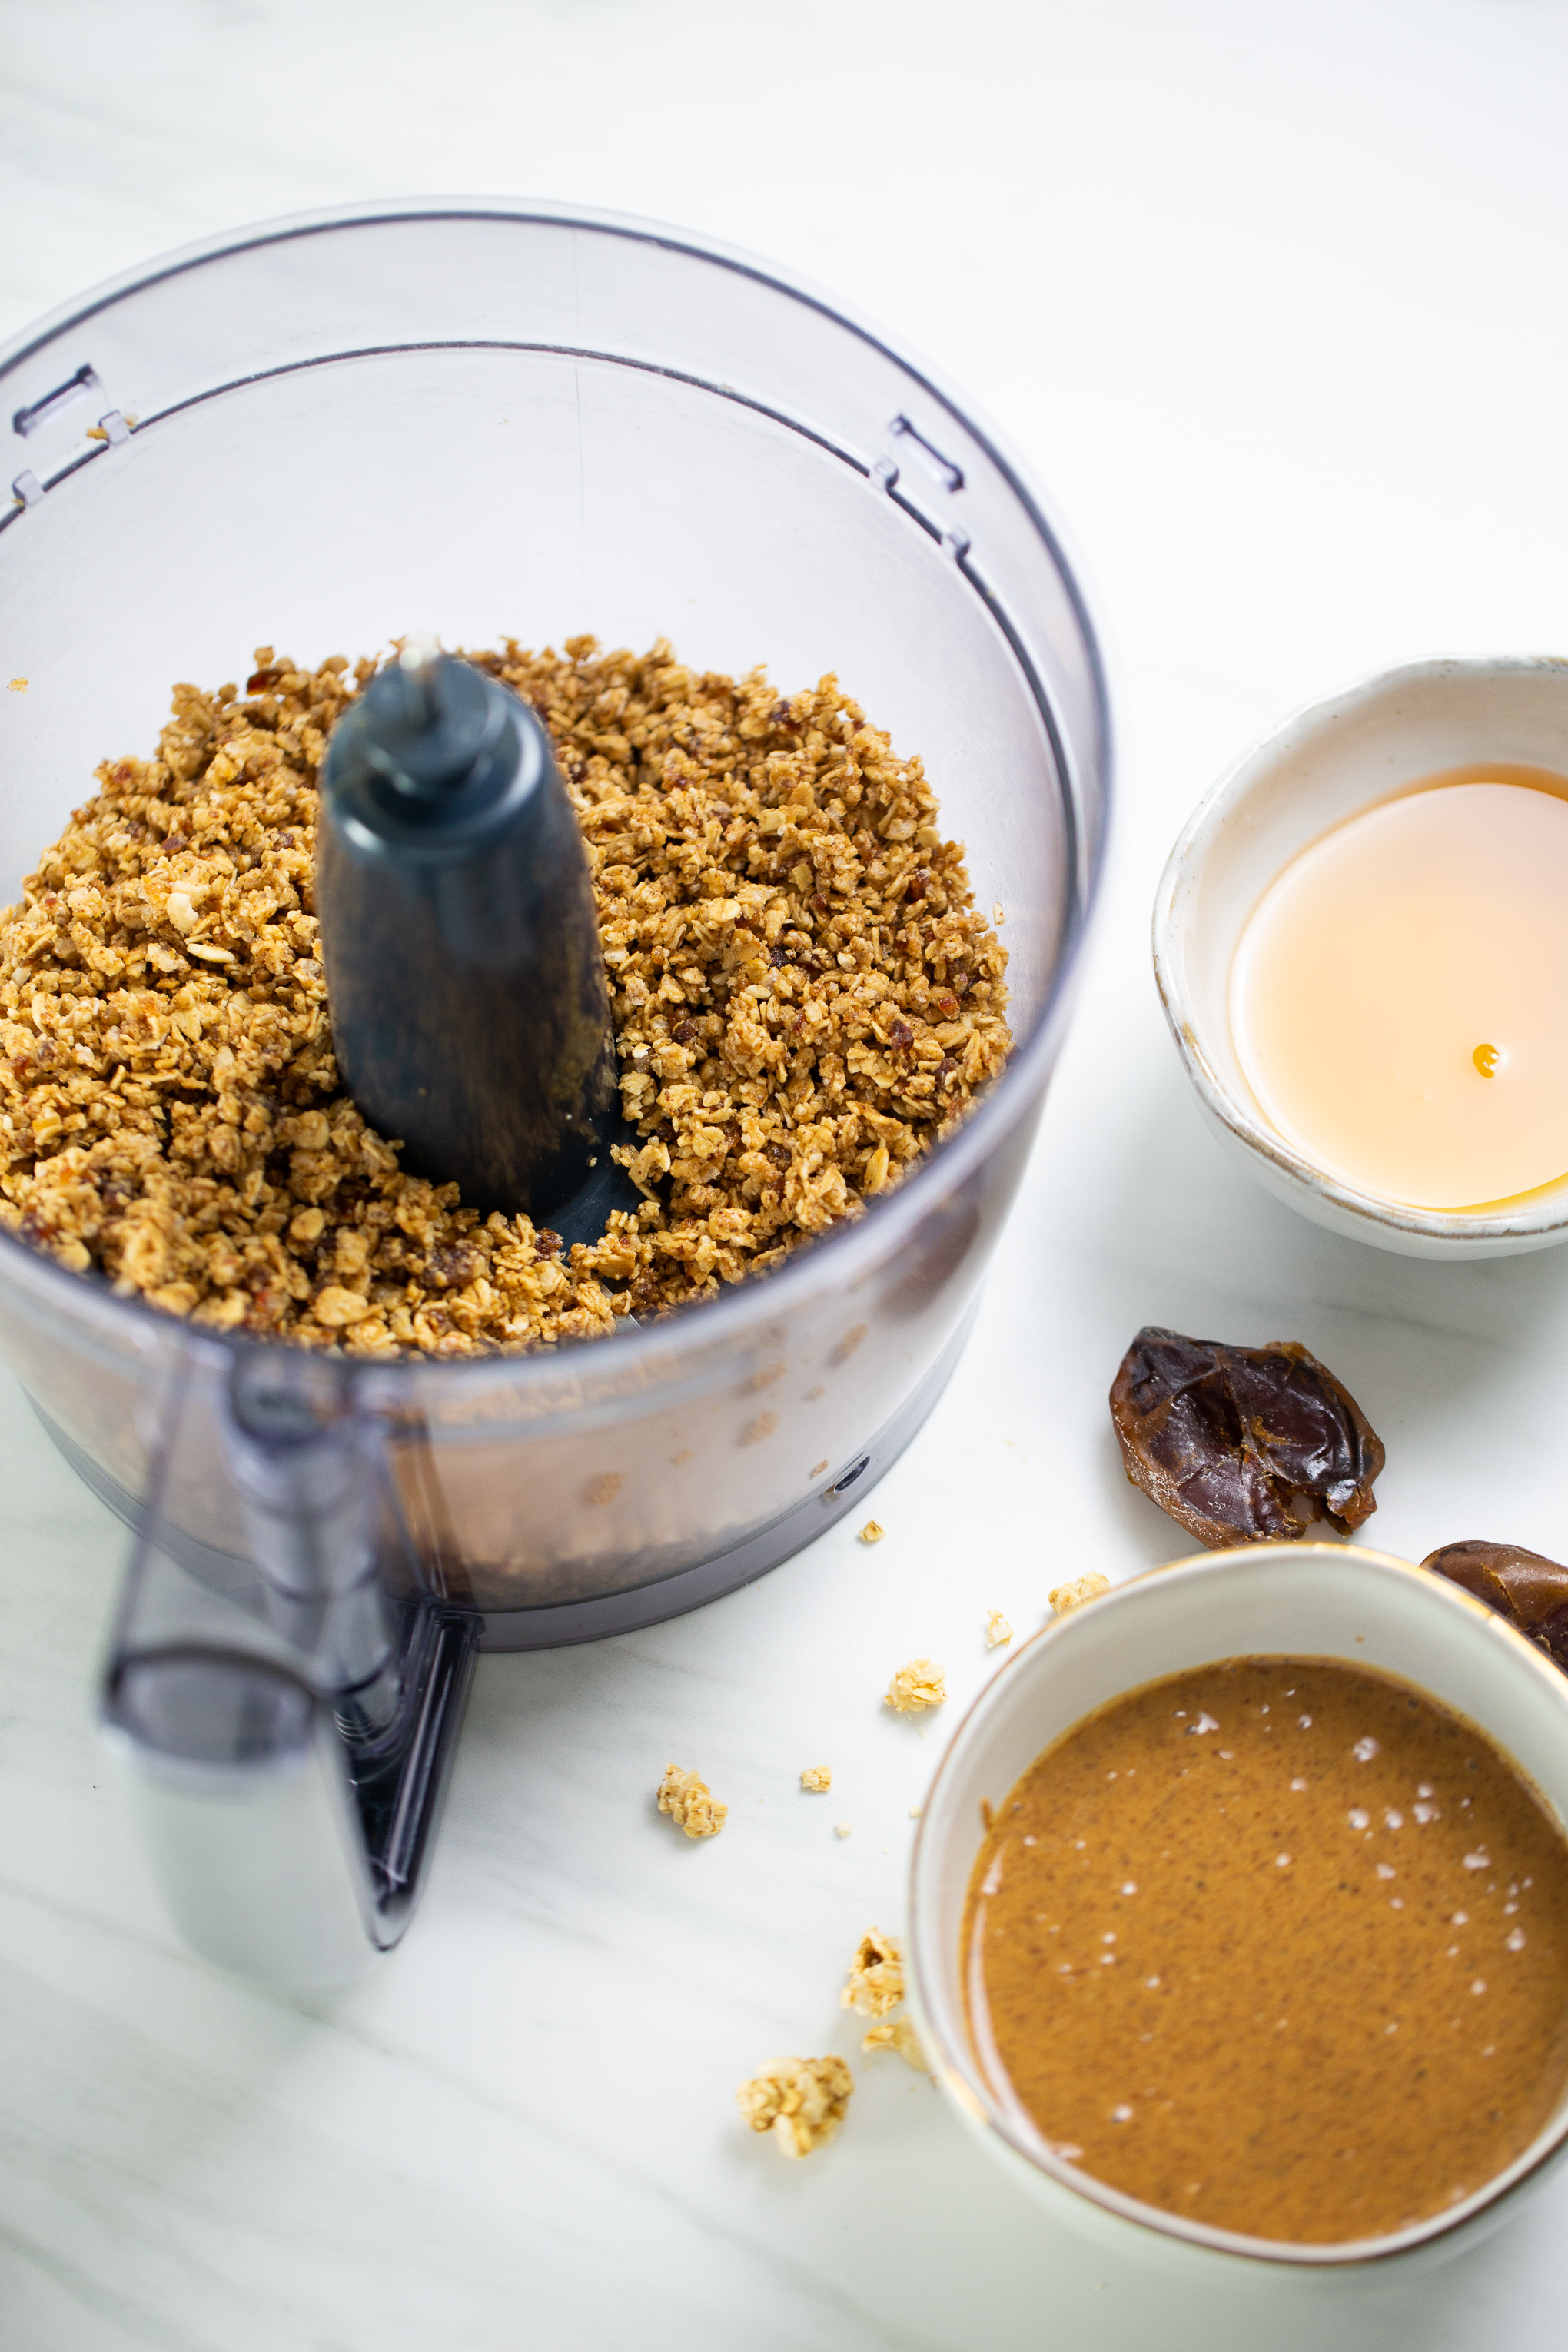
907, 1541, 1568, 2280
1154, 656, 1568, 1258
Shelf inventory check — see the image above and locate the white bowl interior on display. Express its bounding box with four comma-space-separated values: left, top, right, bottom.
910, 1543, 1568, 2269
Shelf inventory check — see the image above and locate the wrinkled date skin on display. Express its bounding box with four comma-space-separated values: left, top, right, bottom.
1109, 1326, 1385, 1550
1422, 1541, 1568, 1673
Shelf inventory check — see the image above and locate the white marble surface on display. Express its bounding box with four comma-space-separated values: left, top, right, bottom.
8, 0, 1568, 2344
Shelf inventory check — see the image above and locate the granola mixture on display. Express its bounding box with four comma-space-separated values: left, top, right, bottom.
799, 1766, 832, 1792
884, 1657, 947, 1714
985, 1608, 1013, 1647
656, 1762, 727, 1839
736, 2055, 854, 2158
1048, 1570, 1111, 1617
0, 639, 1011, 1355
841, 1928, 905, 2018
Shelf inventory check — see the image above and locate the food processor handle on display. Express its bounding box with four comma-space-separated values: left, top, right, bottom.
108, 1680, 394, 1987
101, 1343, 479, 1987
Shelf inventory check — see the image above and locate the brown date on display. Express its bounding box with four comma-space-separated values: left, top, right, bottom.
1110, 1325, 1384, 1550
1421, 1540, 1568, 1673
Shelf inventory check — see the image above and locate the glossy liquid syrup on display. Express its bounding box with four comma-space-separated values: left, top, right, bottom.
1229, 770, 1568, 1210
963, 1658, 1568, 2244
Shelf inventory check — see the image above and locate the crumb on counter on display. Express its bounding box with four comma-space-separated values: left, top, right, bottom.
909, 1802, 922, 1818
885, 1657, 946, 1713
842, 1928, 905, 2018
736, 2054, 854, 2158
6, 679, 25, 693
862, 2016, 929, 2072
835, 1820, 854, 1838
859, 1520, 886, 1545
656, 1762, 728, 1839
800, 1765, 832, 1792
985, 1609, 1012, 1646
0, 640, 1011, 1354
1048, 1571, 1112, 1618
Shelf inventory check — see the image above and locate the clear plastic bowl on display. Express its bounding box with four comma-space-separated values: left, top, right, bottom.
0, 201, 1109, 1646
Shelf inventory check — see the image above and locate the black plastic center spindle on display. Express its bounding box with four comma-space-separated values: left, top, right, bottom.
315, 646, 635, 1237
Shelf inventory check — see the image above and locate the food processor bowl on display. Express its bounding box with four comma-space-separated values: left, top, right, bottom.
0, 203, 1109, 1978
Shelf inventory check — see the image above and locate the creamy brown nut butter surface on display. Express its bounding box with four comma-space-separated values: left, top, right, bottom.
963, 1658, 1568, 2244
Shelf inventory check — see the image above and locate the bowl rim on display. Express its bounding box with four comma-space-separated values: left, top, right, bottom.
1151, 651, 1568, 1247
0, 194, 1113, 1396
907, 1537, 1568, 2268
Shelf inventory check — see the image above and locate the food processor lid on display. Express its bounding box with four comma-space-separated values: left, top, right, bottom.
1, 195, 1111, 860
0, 198, 1113, 1390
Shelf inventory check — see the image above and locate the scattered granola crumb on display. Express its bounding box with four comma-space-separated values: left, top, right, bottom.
842, 1928, 905, 2017
1049, 1570, 1112, 1617
656, 1763, 728, 1839
6, 678, 25, 693
800, 1766, 832, 1792
862, 2016, 929, 2071
0, 640, 1010, 1354
736, 2055, 854, 2158
909, 1802, 922, 1818
835, 1820, 854, 1838
810, 1457, 829, 1477
985, 1609, 1012, 1646
885, 1657, 946, 1713
859, 1520, 886, 1545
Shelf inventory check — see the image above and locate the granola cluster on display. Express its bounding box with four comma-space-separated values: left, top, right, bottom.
884, 1657, 947, 1714
656, 1763, 727, 1839
861, 2017, 927, 2071
1048, 1570, 1111, 1617
736, 2055, 855, 2158
842, 1928, 927, 2073
0, 639, 1010, 1356
734, 1925, 928, 2159
841, 1928, 905, 2019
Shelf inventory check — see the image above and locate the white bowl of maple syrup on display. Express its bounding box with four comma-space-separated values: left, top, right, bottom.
1154, 655, 1568, 1258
